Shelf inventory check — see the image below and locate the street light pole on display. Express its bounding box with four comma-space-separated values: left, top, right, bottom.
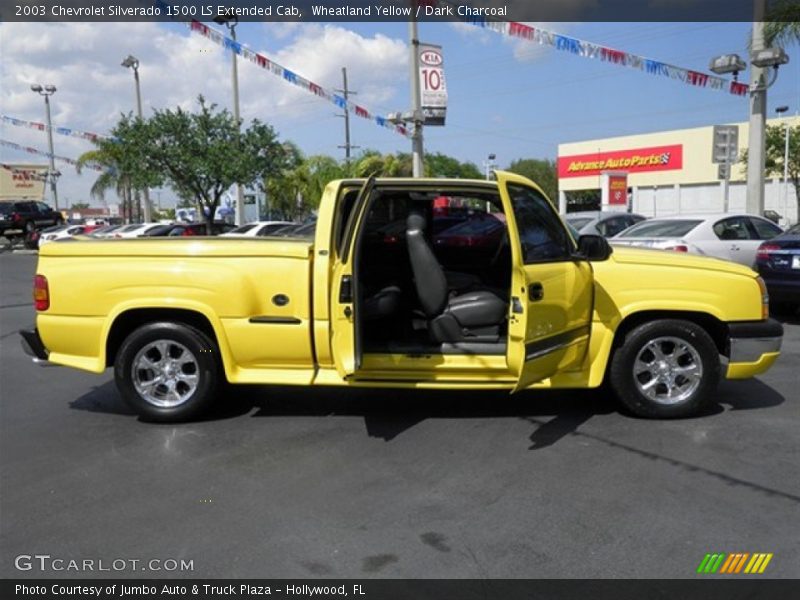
409, 16, 424, 178
215, 15, 246, 226
747, 0, 768, 216
776, 105, 790, 224
31, 84, 59, 211
121, 55, 152, 222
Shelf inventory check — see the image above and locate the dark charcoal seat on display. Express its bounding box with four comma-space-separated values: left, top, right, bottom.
406, 211, 508, 343
362, 285, 402, 321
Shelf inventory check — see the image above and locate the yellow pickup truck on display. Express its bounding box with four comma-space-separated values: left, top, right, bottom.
21, 172, 783, 422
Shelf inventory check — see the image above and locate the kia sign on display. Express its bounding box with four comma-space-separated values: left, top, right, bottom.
418, 42, 447, 126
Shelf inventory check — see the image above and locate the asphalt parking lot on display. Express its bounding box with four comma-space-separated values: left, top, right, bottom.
0, 251, 798, 579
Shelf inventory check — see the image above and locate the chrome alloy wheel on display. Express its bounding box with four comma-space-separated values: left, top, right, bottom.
633, 336, 703, 405
131, 340, 199, 408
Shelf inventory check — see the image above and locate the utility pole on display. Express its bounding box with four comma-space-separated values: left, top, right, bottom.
335, 67, 359, 162
409, 14, 424, 178
747, 0, 767, 216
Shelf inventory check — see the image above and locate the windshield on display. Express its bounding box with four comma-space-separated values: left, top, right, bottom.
617, 219, 702, 238
229, 223, 257, 234
565, 216, 594, 230
787, 223, 800, 235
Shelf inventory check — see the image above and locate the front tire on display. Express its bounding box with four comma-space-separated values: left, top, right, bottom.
609, 319, 720, 418
114, 322, 221, 422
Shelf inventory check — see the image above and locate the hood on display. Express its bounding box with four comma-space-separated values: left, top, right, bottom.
610, 245, 756, 277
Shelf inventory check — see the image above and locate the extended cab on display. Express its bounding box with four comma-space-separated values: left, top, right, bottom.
21, 172, 783, 421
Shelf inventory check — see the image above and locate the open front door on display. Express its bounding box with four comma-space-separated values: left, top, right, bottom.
330, 176, 376, 378
494, 171, 595, 392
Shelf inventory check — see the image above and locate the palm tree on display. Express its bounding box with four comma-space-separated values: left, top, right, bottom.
764, 1, 800, 47
75, 143, 136, 222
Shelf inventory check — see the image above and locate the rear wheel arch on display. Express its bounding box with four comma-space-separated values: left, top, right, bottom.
105, 308, 229, 374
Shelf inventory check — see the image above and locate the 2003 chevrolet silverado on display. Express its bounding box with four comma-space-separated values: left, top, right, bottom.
21, 171, 783, 422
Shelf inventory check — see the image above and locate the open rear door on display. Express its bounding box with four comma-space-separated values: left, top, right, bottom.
330, 176, 376, 378
494, 171, 594, 392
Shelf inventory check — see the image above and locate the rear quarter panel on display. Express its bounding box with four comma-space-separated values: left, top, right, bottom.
36, 247, 314, 382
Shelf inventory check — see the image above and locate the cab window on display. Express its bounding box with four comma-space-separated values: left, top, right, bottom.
507, 184, 573, 263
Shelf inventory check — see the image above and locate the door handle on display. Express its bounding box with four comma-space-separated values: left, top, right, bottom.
730, 245, 740, 251
528, 283, 544, 302
339, 275, 353, 303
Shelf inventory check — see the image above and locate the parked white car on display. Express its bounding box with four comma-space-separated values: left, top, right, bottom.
612, 213, 783, 267
112, 223, 164, 238
38, 224, 86, 247
220, 221, 294, 238
564, 211, 646, 238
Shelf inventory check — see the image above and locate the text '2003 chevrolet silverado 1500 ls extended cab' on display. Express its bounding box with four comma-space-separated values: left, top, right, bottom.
21, 171, 783, 422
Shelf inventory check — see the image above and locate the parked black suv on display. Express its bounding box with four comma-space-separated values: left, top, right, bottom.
0, 200, 63, 237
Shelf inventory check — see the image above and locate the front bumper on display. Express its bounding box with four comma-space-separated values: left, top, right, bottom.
726, 318, 783, 379
20, 328, 50, 364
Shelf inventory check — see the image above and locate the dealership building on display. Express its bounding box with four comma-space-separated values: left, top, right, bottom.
557, 116, 799, 226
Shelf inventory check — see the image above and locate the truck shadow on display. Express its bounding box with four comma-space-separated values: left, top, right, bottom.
70, 377, 785, 449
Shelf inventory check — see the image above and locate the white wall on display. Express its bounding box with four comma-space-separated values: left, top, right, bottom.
631, 180, 797, 226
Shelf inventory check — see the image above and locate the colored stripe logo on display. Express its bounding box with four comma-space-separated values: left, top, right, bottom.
697, 553, 773, 574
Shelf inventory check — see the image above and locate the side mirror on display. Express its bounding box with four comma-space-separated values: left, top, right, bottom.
577, 234, 613, 261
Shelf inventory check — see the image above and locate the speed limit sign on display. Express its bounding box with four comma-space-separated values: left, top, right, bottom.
418, 42, 447, 126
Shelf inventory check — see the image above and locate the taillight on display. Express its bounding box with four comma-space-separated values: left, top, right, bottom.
756, 276, 769, 320
33, 275, 49, 311
666, 245, 689, 252
11, 212, 21, 223
756, 243, 780, 261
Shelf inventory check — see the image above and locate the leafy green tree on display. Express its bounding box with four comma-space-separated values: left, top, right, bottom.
424, 152, 482, 179
69, 202, 90, 210
741, 124, 800, 221
352, 151, 413, 178
113, 96, 293, 233
506, 158, 558, 201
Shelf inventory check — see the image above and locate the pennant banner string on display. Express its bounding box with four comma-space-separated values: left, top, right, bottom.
1, 115, 113, 142
436, 0, 749, 97
179, 17, 411, 138
0, 139, 105, 171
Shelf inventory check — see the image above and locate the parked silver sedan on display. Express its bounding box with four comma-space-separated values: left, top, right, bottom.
565, 211, 646, 238
611, 213, 783, 267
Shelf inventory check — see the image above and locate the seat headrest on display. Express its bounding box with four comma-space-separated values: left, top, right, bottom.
407, 211, 426, 233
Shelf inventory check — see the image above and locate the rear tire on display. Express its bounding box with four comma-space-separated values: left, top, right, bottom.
609, 319, 720, 419
114, 322, 221, 422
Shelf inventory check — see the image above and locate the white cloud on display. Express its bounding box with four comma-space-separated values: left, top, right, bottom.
0, 22, 408, 207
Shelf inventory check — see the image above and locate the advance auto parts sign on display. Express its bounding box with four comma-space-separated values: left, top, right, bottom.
419, 43, 447, 126
558, 145, 683, 178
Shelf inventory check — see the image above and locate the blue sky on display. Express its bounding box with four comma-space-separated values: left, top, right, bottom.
1, 20, 798, 207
